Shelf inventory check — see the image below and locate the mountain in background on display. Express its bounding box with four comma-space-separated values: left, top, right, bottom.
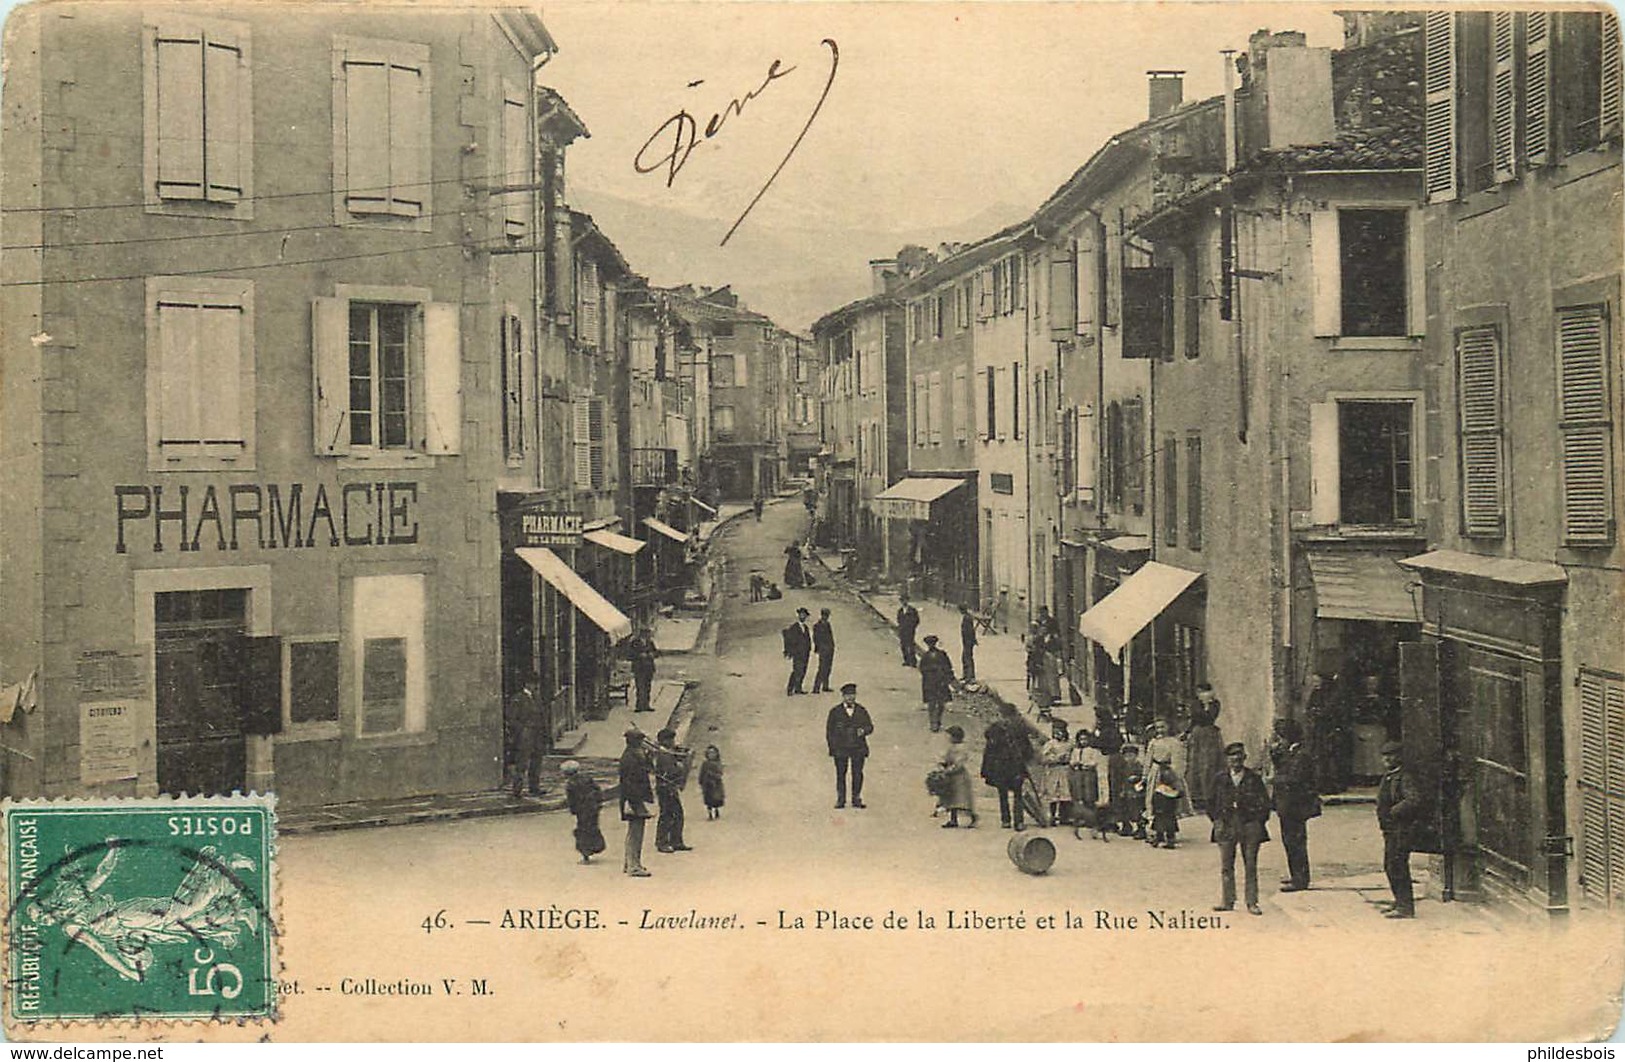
570, 188, 1032, 332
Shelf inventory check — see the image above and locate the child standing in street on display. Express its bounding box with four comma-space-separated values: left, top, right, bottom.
1149, 756, 1185, 848
699, 744, 726, 819
563, 761, 606, 864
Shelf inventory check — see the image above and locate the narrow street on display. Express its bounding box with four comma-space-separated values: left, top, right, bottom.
272, 501, 1619, 1041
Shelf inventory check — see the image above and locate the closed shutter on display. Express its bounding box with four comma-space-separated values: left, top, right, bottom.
238, 636, 284, 736
155, 30, 206, 200
1309, 402, 1340, 525
1457, 326, 1505, 537
1076, 404, 1095, 494
1604, 12, 1623, 141
1123, 397, 1144, 513
1424, 11, 1458, 203
1010, 362, 1021, 440
1579, 670, 1625, 907
202, 28, 244, 201
388, 61, 428, 216
953, 368, 968, 442
1310, 209, 1341, 337
1163, 435, 1178, 546
502, 314, 524, 458
578, 260, 600, 349
1060, 409, 1074, 496
981, 368, 994, 441
1491, 11, 1516, 184
195, 304, 243, 444
929, 372, 943, 445
1526, 12, 1552, 167
589, 398, 606, 489
1558, 305, 1614, 544
502, 91, 529, 238
573, 397, 592, 487
1186, 433, 1202, 549
1049, 247, 1077, 335
344, 59, 392, 212
310, 297, 351, 455
422, 302, 461, 454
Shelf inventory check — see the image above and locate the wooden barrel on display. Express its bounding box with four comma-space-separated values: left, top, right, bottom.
1006, 833, 1056, 875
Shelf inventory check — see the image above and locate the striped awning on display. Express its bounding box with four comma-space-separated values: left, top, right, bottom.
516, 547, 633, 640
1305, 550, 1417, 624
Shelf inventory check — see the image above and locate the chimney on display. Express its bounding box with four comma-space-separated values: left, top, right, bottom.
1244, 29, 1333, 150
1148, 71, 1184, 119
868, 258, 898, 296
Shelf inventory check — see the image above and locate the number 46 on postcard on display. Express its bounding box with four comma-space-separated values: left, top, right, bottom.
3, 795, 277, 1028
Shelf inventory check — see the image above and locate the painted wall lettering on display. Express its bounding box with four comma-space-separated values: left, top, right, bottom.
115, 482, 421, 553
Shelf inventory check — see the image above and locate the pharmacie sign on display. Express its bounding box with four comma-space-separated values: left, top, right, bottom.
500, 505, 583, 549
113, 481, 421, 553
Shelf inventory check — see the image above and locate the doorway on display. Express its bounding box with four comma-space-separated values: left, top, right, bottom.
154, 588, 248, 796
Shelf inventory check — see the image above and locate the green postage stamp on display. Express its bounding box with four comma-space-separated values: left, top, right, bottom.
3, 796, 277, 1026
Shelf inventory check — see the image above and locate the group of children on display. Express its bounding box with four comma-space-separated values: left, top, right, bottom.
1036, 720, 1187, 848
563, 744, 728, 864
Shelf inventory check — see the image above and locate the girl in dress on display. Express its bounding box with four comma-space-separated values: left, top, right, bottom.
1068, 729, 1111, 841
936, 725, 978, 828
563, 760, 606, 864
1039, 720, 1073, 828
699, 745, 726, 819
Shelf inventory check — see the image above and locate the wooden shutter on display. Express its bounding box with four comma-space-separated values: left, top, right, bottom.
157, 301, 201, 443
1558, 305, 1614, 544
1457, 327, 1504, 537
503, 91, 529, 237
239, 636, 284, 736
502, 314, 524, 458
573, 397, 592, 486
202, 28, 244, 201
1011, 254, 1025, 311
913, 374, 927, 445
977, 270, 992, 321
578, 260, 600, 348
388, 60, 428, 216
929, 371, 943, 444
1397, 641, 1444, 855
1603, 12, 1623, 141
196, 304, 243, 444
1309, 402, 1340, 524
1163, 435, 1178, 546
1579, 670, 1625, 906
1077, 227, 1098, 333
953, 368, 968, 442
1076, 404, 1095, 494
589, 398, 606, 488
155, 30, 205, 199
1123, 397, 1144, 513
1121, 267, 1174, 358
1049, 247, 1077, 335
422, 302, 461, 454
344, 59, 392, 213
978, 369, 992, 441
1491, 11, 1516, 184
1186, 433, 1202, 549
311, 297, 351, 455
1424, 11, 1457, 203
1310, 209, 1342, 337
1407, 206, 1427, 337
1526, 12, 1552, 167
1010, 362, 1021, 440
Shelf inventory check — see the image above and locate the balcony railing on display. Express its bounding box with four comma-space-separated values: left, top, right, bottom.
631, 447, 679, 486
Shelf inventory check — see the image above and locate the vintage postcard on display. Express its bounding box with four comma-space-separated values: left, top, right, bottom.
0, 0, 1622, 1043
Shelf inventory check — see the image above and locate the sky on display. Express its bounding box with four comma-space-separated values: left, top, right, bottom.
537, 1, 1348, 326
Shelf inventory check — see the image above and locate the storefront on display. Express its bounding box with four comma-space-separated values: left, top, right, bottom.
873, 474, 979, 607
642, 516, 693, 607
1077, 558, 1201, 737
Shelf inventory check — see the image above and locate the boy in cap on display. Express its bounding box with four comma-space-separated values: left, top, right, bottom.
825, 682, 875, 809
1207, 741, 1271, 915
1376, 739, 1422, 918
618, 727, 654, 876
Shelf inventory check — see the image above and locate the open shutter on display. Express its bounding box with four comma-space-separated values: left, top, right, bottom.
1309, 402, 1340, 524
953, 368, 968, 442
1049, 246, 1077, 336
1458, 327, 1504, 537
344, 58, 391, 213
389, 60, 429, 216
1077, 227, 1098, 333
239, 636, 284, 736
1122, 398, 1144, 513
155, 29, 205, 200
1010, 362, 1021, 440
1603, 12, 1623, 141
1490, 12, 1516, 184
1424, 11, 1457, 203
977, 270, 992, 321
589, 398, 606, 488
203, 28, 243, 201
1310, 209, 1341, 337
422, 301, 461, 454
1011, 254, 1025, 311
1406, 206, 1427, 337
573, 397, 592, 485
1076, 404, 1095, 495
929, 371, 944, 445
1122, 267, 1174, 359
1558, 306, 1614, 544
1526, 12, 1552, 167
311, 297, 350, 455
503, 91, 529, 238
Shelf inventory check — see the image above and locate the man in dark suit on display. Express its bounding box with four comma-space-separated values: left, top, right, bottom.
653, 727, 693, 854
1377, 739, 1423, 918
1269, 717, 1321, 892
825, 682, 875, 809
959, 604, 978, 681
981, 704, 1035, 830
918, 634, 956, 732
507, 673, 547, 799
1208, 741, 1271, 915
811, 608, 836, 694
618, 727, 654, 877
782, 607, 812, 695
896, 596, 920, 667
622, 627, 660, 712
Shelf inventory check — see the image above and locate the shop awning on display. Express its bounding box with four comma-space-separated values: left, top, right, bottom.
642, 517, 690, 544
1078, 561, 1202, 658
1305, 550, 1417, 623
1398, 549, 1568, 586
873, 477, 966, 521
515, 547, 633, 640
1101, 535, 1152, 554
584, 529, 646, 555
691, 498, 718, 516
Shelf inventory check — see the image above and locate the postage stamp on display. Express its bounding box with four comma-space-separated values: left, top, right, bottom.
2, 795, 277, 1026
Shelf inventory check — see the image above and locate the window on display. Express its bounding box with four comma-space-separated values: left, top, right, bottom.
352, 574, 426, 735
333, 36, 431, 227
1312, 207, 1423, 339
1338, 401, 1415, 525
1558, 11, 1612, 156
953, 368, 969, 443
146, 277, 255, 470
314, 294, 459, 461
992, 262, 1007, 317
712, 354, 736, 388
572, 396, 606, 488
1007, 254, 1024, 315
983, 368, 995, 442
929, 372, 944, 445
1457, 326, 1505, 537
933, 293, 947, 339
1122, 397, 1144, 515
501, 84, 530, 239
348, 303, 412, 449
796, 355, 809, 383
1075, 403, 1096, 499
1186, 433, 1203, 550
957, 279, 973, 330
1558, 305, 1615, 544
577, 259, 601, 350
1163, 435, 1179, 546
501, 312, 525, 461
286, 637, 340, 729
143, 16, 253, 217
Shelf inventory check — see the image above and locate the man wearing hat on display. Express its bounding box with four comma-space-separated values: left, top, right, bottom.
917, 634, 956, 732
507, 671, 547, 799
618, 727, 655, 877
1269, 717, 1321, 892
825, 683, 875, 809
1207, 741, 1271, 915
782, 607, 813, 695
1376, 739, 1423, 918
621, 626, 660, 713
653, 727, 693, 854
811, 608, 837, 695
